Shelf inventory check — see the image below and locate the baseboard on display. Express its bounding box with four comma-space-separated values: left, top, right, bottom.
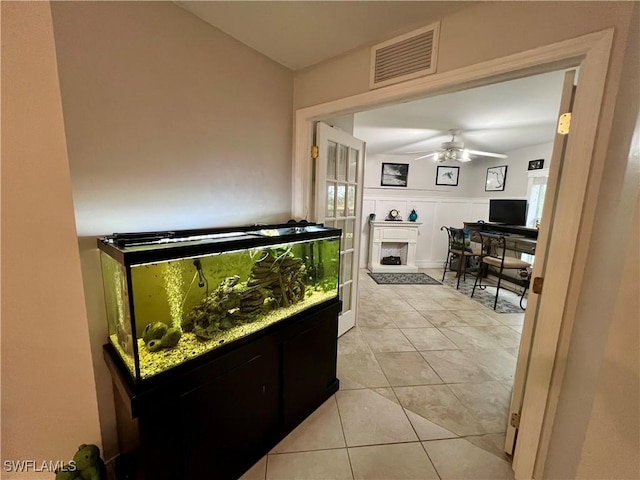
416, 261, 444, 269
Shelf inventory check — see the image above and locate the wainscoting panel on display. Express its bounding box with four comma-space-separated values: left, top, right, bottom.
359, 195, 489, 268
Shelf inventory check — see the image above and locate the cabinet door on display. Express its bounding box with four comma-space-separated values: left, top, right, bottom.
179, 346, 279, 480
282, 306, 339, 427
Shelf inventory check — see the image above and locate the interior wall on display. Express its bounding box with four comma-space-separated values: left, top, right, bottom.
365, 154, 475, 197
360, 196, 488, 269
323, 114, 355, 135
50, 1, 294, 237
294, 2, 632, 109
364, 143, 552, 199
49, 1, 294, 459
468, 143, 553, 198
359, 143, 552, 268
542, 4, 639, 476
576, 202, 639, 479
1, 1, 102, 472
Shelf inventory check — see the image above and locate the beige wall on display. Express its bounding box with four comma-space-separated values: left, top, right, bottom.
50, 1, 294, 237
294, 2, 638, 478
294, 2, 632, 109
48, 1, 295, 457
1, 0, 101, 472
577, 204, 639, 479
543, 4, 640, 476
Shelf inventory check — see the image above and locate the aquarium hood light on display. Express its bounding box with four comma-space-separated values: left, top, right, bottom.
258, 229, 281, 237
112, 231, 247, 248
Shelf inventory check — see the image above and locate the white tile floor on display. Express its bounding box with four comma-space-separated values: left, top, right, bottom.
241, 269, 524, 480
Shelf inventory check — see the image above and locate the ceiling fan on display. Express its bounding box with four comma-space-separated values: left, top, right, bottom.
414, 129, 508, 163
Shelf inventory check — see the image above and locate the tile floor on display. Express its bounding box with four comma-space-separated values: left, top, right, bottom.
241, 269, 525, 480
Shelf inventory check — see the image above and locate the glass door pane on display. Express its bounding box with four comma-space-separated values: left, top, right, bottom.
336, 185, 346, 217
337, 145, 347, 181
327, 142, 337, 179
348, 148, 358, 182
326, 183, 335, 217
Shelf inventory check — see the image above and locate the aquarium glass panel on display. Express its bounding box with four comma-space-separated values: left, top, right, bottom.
336, 185, 346, 217
337, 145, 347, 181
101, 252, 135, 377
107, 236, 340, 381
326, 183, 335, 217
327, 142, 337, 180
348, 148, 358, 182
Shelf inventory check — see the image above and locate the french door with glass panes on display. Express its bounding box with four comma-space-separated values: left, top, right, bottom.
314, 122, 365, 336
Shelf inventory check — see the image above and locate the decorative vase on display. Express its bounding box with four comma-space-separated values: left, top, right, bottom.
408, 209, 418, 222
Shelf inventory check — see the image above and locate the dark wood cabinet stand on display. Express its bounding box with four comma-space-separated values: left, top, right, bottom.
104, 299, 341, 480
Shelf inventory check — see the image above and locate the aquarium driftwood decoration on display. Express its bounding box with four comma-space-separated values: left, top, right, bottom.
182, 248, 307, 340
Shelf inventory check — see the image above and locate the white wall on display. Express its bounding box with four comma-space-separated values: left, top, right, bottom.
469, 143, 554, 198
1, 1, 102, 473
360, 195, 488, 268
364, 154, 476, 197
359, 143, 553, 268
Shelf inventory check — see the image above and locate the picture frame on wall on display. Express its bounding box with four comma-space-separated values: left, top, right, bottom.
528, 159, 545, 170
381, 162, 409, 187
485, 165, 508, 191
435, 166, 460, 186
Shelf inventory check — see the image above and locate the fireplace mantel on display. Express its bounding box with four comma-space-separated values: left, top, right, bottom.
368, 221, 421, 273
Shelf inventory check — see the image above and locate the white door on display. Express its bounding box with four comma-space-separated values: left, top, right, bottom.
314, 122, 365, 336
506, 69, 577, 455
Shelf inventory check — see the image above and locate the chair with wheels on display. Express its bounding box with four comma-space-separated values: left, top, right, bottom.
440, 226, 481, 289
471, 232, 532, 310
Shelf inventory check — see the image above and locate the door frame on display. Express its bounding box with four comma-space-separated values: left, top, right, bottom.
292, 29, 613, 479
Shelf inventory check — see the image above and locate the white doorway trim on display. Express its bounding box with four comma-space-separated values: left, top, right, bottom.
293, 28, 613, 479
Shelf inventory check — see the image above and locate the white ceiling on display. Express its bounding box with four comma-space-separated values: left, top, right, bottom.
354, 69, 567, 157
176, 2, 567, 158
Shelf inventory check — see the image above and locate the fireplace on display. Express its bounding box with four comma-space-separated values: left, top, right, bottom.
368, 221, 421, 273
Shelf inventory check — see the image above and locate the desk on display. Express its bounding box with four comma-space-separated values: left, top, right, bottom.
464, 222, 538, 255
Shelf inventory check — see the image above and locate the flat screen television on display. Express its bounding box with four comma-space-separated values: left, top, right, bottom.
489, 199, 527, 226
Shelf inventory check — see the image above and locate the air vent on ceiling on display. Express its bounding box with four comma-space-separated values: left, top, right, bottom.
370, 22, 440, 89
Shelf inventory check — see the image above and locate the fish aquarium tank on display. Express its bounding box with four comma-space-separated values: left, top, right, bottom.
98, 222, 341, 383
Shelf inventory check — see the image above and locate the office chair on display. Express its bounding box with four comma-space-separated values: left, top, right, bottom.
440, 226, 481, 289
471, 232, 531, 310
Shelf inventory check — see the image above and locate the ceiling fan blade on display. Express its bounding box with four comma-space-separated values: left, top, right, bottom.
414, 152, 438, 160
467, 149, 508, 159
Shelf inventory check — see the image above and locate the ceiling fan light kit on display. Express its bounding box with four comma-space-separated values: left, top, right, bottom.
417, 129, 507, 163
435, 148, 471, 163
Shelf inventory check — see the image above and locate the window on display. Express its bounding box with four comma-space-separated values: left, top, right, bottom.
524, 169, 549, 264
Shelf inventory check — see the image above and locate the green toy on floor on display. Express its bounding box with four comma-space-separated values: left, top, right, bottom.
55, 444, 106, 480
